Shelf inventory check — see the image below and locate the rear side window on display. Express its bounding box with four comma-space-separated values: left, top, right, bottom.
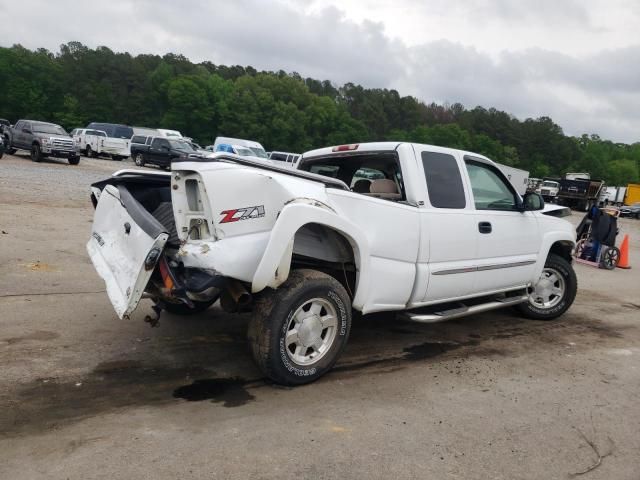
421, 151, 466, 209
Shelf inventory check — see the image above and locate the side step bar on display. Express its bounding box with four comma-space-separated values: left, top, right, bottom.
401, 295, 529, 324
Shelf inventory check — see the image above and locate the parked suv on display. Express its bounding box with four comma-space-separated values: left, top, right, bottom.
6, 120, 79, 164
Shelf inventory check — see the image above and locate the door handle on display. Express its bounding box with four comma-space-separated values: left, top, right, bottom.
478, 221, 492, 234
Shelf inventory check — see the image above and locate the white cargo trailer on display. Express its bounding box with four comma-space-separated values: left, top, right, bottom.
497, 164, 529, 195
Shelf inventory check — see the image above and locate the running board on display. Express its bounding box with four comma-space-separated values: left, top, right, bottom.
401, 295, 529, 324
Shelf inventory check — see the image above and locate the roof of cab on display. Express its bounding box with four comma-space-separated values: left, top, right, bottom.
302, 142, 495, 165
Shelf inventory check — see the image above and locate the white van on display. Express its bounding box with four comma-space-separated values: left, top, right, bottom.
213, 137, 269, 159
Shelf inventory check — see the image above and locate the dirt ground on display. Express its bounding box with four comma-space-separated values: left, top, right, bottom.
1, 152, 639, 480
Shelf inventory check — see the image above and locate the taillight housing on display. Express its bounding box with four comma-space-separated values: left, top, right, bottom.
332, 144, 359, 152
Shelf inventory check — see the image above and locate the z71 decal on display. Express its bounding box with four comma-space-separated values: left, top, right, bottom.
219, 205, 265, 223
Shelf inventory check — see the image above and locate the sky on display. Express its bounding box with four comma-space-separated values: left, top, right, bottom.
0, 0, 638, 143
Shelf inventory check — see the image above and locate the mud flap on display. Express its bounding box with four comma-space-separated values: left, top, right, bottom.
87, 184, 169, 319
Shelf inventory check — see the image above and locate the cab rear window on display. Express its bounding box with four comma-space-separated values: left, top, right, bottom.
421, 151, 466, 209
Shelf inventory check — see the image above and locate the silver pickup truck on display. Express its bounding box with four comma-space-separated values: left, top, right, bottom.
6, 120, 80, 164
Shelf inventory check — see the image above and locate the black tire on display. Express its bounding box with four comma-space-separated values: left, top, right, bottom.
7, 148, 16, 155
163, 295, 219, 315
134, 153, 145, 167
85, 145, 93, 158
600, 246, 620, 270
248, 269, 352, 385
30, 144, 42, 162
68, 156, 80, 165
516, 254, 577, 321
635, 212, 640, 220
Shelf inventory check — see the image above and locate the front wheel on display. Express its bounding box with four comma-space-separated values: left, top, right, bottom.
516, 254, 577, 321
30, 144, 42, 162
134, 153, 145, 167
248, 269, 352, 385
68, 156, 80, 165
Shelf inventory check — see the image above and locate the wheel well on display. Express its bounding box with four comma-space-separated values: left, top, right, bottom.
291, 223, 357, 297
549, 241, 573, 263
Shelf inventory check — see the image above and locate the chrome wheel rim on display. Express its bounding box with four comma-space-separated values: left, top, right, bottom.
529, 267, 565, 309
135, 154, 142, 166
285, 298, 338, 366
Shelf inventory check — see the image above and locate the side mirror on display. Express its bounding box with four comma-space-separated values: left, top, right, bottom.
522, 192, 545, 211
23, 128, 32, 134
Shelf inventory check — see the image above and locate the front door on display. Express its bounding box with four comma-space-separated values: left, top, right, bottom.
463, 157, 540, 294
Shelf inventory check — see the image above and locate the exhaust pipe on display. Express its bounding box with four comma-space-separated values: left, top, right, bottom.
221, 280, 252, 312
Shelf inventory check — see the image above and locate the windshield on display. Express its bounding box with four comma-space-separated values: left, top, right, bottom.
33, 124, 67, 135
249, 147, 268, 158
542, 181, 558, 187
169, 140, 197, 152
235, 147, 256, 157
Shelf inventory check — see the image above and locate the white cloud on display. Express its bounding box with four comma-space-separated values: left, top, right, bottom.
0, 0, 638, 142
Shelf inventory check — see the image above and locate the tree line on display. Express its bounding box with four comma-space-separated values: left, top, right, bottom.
0, 42, 638, 185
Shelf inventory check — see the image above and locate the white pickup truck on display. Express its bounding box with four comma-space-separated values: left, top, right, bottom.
87, 142, 577, 385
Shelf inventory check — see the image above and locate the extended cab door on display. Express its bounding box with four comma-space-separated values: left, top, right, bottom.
463, 157, 540, 293
412, 146, 479, 303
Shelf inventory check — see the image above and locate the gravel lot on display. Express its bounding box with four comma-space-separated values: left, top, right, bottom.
1, 152, 639, 479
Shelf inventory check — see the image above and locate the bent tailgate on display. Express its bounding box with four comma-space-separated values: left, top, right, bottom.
87, 184, 168, 318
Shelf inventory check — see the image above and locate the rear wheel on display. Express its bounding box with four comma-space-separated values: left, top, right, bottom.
516, 254, 577, 321
30, 144, 42, 162
248, 269, 352, 385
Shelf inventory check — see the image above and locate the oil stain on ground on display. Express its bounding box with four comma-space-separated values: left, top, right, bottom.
173, 377, 256, 407
2, 314, 624, 437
